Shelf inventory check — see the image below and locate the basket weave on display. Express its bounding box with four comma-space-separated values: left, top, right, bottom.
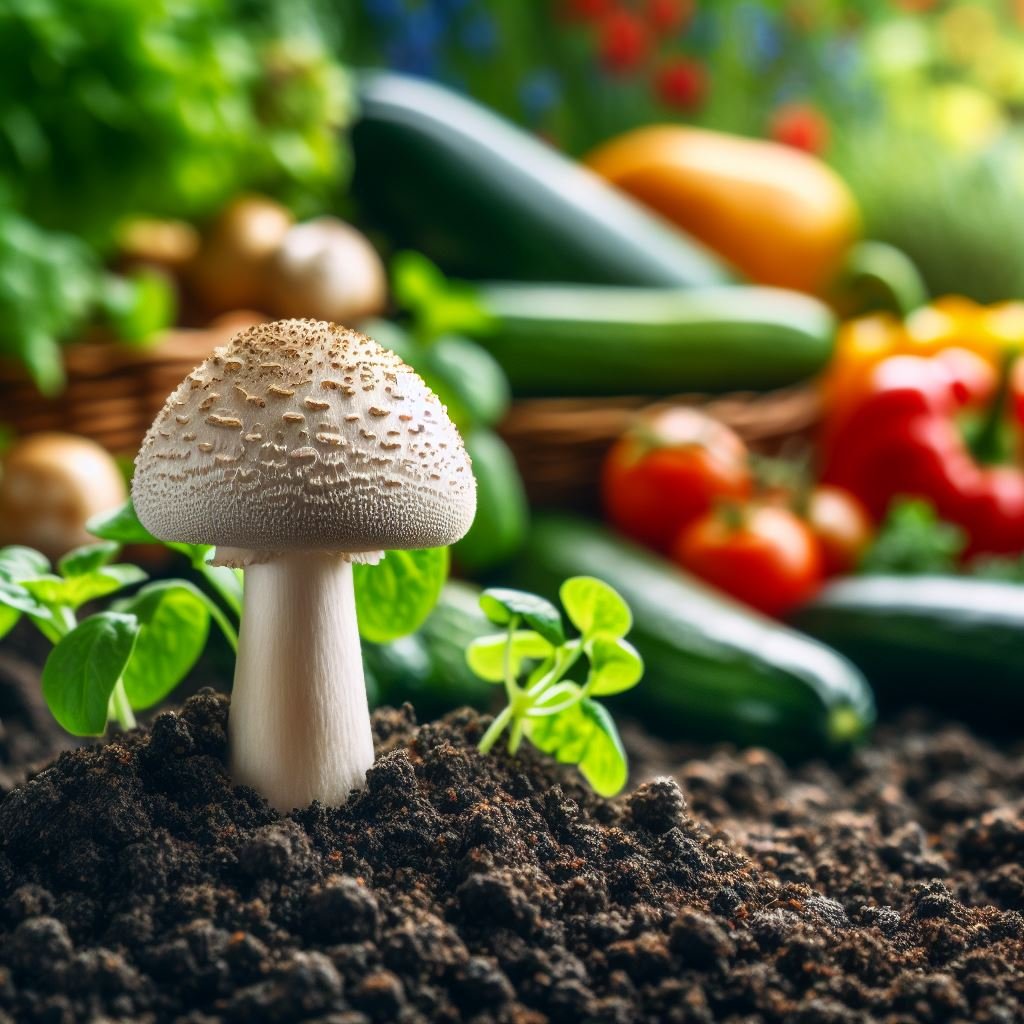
0, 335, 819, 510
501, 387, 821, 512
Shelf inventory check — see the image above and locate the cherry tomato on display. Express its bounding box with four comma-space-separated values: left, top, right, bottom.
673, 504, 823, 617
603, 407, 752, 552
806, 485, 873, 576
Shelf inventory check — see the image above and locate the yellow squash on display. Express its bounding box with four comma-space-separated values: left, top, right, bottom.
585, 126, 861, 295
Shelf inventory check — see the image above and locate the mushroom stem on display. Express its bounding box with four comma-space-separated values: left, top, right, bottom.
228, 551, 376, 811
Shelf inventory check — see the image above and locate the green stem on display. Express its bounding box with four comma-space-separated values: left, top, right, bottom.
108, 678, 137, 732
478, 704, 514, 755
205, 598, 239, 653
971, 348, 1019, 465
507, 717, 525, 756
526, 641, 583, 699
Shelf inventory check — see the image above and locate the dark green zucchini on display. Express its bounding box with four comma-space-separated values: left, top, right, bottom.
473, 283, 836, 395
791, 575, 1024, 722
510, 517, 875, 758
351, 71, 730, 287
363, 581, 495, 717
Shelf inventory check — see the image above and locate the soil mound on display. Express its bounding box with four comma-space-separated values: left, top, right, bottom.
0, 692, 1021, 1023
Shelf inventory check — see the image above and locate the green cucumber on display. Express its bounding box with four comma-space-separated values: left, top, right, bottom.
791, 575, 1024, 721
510, 517, 875, 758
453, 430, 529, 573
473, 283, 836, 396
351, 71, 729, 287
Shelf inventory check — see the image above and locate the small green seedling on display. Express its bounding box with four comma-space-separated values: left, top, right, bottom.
467, 576, 643, 797
0, 541, 228, 736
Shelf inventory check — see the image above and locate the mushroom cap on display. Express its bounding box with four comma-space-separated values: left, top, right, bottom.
132, 320, 476, 555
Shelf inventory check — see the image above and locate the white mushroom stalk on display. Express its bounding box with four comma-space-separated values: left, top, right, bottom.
132, 320, 476, 811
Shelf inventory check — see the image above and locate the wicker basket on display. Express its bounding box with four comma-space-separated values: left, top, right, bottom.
0, 335, 820, 511
501, 387, 821, 512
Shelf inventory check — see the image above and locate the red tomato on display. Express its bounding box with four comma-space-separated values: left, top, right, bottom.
603, 407, 752, 552
673, 504, 823, 617
806, 485, 873, 576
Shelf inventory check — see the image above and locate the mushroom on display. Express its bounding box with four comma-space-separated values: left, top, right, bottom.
0, 433, 127, 560
268, 217, 388, 324
132, 320, 476, 810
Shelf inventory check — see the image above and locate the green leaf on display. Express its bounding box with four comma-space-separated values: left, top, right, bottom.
859, 498, 965, 576
0, 604, 20, 641
58, 541, 119, 577
118, 581, 210, 710
466, 630, 553, 683
527, 695, 628, 797
24, 565, 147, 609
586, 637, 644, 696
392, 251, 495, 342
87, 500, 159, 545
560, 576, 632, 640
42, 612, 140, 736
0, 579, 51, 618
354, 548, 449, 644
0, 546, 50, 581
479, 588, 565, 646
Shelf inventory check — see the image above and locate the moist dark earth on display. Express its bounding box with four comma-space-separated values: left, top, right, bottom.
0, 690, 1022, 1024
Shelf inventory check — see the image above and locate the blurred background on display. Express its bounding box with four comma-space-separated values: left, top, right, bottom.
4, 0, 1024, 756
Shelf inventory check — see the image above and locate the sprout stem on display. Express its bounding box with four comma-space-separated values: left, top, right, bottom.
108, 678, 136, 732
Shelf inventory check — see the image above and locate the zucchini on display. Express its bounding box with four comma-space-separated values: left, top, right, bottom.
351, 71, 729, 288
363, 582, 495, 717
791, 575, 1024, 721
473, 283, 836, 395
453, 430, 529, 573
510, 517, 875, 758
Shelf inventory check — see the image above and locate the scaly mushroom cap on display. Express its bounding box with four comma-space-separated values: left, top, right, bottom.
132, 319, 476, 557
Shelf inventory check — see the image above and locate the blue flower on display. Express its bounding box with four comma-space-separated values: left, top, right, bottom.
520, 70, 560, 122
460, 12, 497, 56
364, 0, 405, 23
737, 3, 782, 68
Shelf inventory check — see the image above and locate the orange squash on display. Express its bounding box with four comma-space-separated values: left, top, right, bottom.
585, 126, 861, 296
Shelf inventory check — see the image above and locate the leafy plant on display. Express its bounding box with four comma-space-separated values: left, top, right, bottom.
859, 498, 966, 576
0, 542, 228, 736
90, 500, 449, 644
467, 577, 643, 797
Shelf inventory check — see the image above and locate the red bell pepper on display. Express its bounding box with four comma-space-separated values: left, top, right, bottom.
820, 349, 1024, 556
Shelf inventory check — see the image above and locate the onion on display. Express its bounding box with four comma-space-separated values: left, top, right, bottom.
0, 433, 127, 560
268, 218, 387, 323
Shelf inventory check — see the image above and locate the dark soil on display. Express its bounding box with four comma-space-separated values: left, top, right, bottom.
0, 693, 1022, 1024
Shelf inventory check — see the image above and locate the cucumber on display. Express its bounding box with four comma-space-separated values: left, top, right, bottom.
351, 71, 729, 288
510, 517, 875, 758
791, 575, 1024, 721
453, 430, 529, 573
363, 581, 495, 717
473, 283, 836, 396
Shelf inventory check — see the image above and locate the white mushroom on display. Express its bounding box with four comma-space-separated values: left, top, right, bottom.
132, 320, 476, 810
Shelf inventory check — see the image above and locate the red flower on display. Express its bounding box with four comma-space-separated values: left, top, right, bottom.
654, 57, 707, 111
600, 9, 650, 73
562, 0, 615, 21
770, 103, 830, 154
646, 0, 694, 34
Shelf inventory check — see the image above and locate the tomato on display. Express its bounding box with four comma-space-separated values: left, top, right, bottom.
602, 407, 752, 552
806, 485, 873, 576
673, 504, 823, 617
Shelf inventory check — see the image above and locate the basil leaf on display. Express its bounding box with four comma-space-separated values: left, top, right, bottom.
0, 604, 20, 640
560, 576, 632, 640
479, 588, 565, 646
527, 694, 628, 797
0, 545, 50, 581
466, 630, 553, 683
24, 564, 147, 609
119, 581, 210, 710
88, 500, 159, 545
58, 541, 119, 577
354, 547, 449, 644
42, 612, 140, 736
0, 579, 52, 617
586, 637, 644, 696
